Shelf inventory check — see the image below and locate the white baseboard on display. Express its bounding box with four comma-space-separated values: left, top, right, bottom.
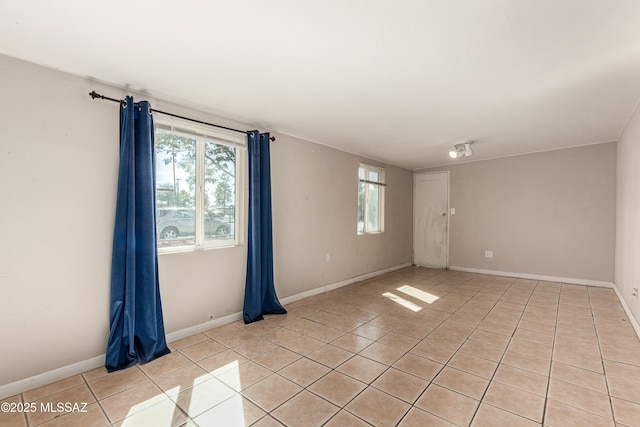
448, 265, 614, 288
448, 265, 640, 339
165, 311, 244, 343
0, 355, 105, 402
0, 262, 412, 400
0, 311, 247, 400
279, 262, 414, 306
612, 286, 640, 341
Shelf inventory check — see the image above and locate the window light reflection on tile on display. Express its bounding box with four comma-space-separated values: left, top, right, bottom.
211, 360, 241, 376
184, 376, 236, 417
382, 292, 423, 312
156, 362, 241, 424
120, 398, 184, 427
194, 394, 251, 426
215, 361, 244, 390
397, 285, 440, 304
121, 392, 172, 426
14, 267, 640, 426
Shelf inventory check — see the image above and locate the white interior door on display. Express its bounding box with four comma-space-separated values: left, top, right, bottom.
413, 172, 449, 268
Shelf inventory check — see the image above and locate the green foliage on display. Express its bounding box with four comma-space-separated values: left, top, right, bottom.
358, 183, 365, 222
214, 175, 233, 207
156, 189, 193, 208
155, 130, 236, 209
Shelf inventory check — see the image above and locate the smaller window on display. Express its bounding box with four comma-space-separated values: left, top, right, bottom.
358, 164, 386, 234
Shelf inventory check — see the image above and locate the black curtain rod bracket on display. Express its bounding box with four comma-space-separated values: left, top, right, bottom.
89, 91, 275, 141
89, 90, 123, 104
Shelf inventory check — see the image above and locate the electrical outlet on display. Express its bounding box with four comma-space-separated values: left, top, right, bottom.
325, 253, 331, 262
485, 251, 493, 258
450, 208, 456, 215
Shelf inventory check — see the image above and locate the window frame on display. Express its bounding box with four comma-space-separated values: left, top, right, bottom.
154, 117, 246, 253
358, 163, 386, 235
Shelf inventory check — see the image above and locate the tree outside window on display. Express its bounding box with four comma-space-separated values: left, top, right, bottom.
155, 122, 242, 250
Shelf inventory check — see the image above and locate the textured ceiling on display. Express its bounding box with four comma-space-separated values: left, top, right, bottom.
2, 0, 640, 169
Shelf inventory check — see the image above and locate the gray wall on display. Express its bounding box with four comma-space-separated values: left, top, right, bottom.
272, 138, 413, 295
0, 54, 413, 385
616, 103, 640, 325
417, 143, 616, 282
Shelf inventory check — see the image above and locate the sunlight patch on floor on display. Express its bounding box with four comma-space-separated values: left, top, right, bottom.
121, 361, 246, 425
120, 398, 185, 427
193, 393, 250, 426
397, 285, 440, 304
382, 292, 423, 312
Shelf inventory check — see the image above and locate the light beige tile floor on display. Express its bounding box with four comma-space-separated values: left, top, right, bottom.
3, 267, 640, 426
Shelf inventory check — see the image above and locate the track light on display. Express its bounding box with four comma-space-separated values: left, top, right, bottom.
449, 140, 474, 159
449, 149, 460, 158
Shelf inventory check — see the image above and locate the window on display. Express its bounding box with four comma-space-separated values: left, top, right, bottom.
358, 164, 385, 234
154, 118, 244, 251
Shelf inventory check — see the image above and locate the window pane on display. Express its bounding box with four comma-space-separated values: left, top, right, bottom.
367, 183, 380, 232
358, 167, 365, 180
155, 131, 196, 248
204, 141, 236, 242
357, 181, 365, 233
368, 170, 379, 182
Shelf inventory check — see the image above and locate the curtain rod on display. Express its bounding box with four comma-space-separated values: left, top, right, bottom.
89, 91, 275, 141
359, 178, 387, 187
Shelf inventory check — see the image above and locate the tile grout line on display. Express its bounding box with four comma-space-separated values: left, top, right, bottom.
17, 269, 640, 427
243, 307, 369, 424
81, 369, 111, 427
378, 274, 478, 425
467, 277, 533, 425
589, 287, 617, 424
394, 275, 521, 425
549, 287, 623, 424
140, 356, 202, 426
19, 391, 28, 427
272, 312, 406, 425
434, 281, 502, 424
315, 313, 423, 425
540, 283, 561, 427
313, 273, 472, 426
241, 306, 375, 425
390, 290, 463, 425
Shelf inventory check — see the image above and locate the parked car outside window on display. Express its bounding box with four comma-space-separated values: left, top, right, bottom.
157, 208, 230, 240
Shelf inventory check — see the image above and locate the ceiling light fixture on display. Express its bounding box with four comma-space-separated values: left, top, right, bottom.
449, 140, 474, 159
